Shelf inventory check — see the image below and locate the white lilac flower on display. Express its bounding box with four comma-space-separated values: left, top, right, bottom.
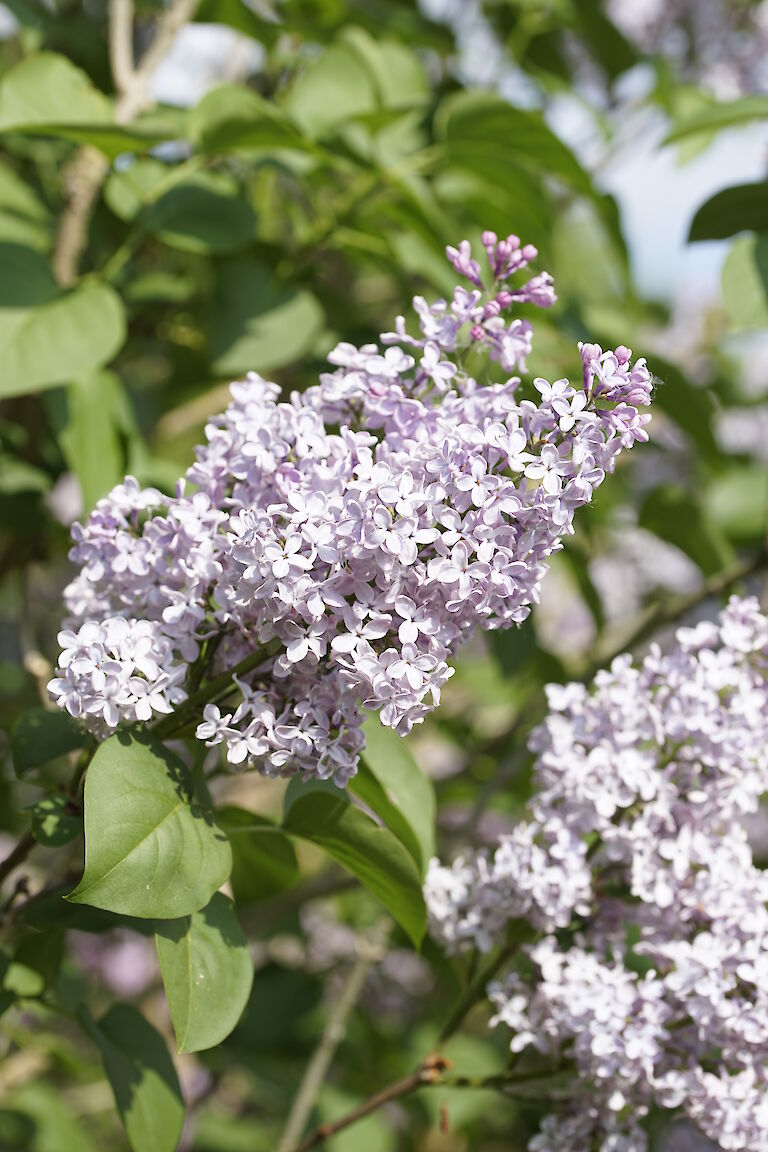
425, 595, 768, 1152
50, 231, 651, 784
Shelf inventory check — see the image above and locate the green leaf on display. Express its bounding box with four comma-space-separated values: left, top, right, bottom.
104, 158, 171, 222
141, 172, 258, 255
353, 719, 435, 875
650, 356, 719, 460
7, 1082, 98, 1152
218, 806, 299, 904
210, 259, 324, 375
708, 464, 768, 545
69, 733, 232, 919
283, 789, 426, 946
189, 85, 307, 154
11, 707, 87, 774
0, 244, 125, 398
722, 234, 768, 329
29, 794, 82, 847
688, 183, 768, 241
85, 1004, 184, 1152
60, 370, 130, 512
156, 892, 253, 1053
640, 487, 733, 576
0, 53, 176, 158
0, 52, 111, 132
0, 160, 52, 252
341, 29, 429, 110
285, 42, 378, 137
437, 90, 592, 196
665, 95, 768, 143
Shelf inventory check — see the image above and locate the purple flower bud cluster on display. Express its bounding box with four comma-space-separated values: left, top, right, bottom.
425, 596, 768, 1152
49, 232, 651, 784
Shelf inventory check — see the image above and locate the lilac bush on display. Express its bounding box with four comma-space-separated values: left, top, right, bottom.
425, 595, 768, 1152
49, 232, 651, 784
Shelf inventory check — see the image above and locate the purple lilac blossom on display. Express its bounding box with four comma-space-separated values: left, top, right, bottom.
425, 595, 768, 1152
49, 232, 651, 785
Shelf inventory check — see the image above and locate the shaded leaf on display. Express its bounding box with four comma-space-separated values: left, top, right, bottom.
0, 244, 125, 398
210, 259, 323, 375
689, 182, 768, 241
218, 805, 299, 904
11, 707, 87, 775
29, 795, 81, 847
640, 487, 733, 576
156, 892, 253, 1053
85, 1004, 184, 1152
354, 718, 435, 875
284, 789, 426, 945
141, 172, 258, 254
69, 733, 231, 918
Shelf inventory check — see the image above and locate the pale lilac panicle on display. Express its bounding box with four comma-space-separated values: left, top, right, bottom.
50, 232, 651, 783
426, 596, 768, 1152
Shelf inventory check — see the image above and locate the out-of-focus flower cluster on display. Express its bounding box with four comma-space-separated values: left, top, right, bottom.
49, 231, 651, 784
425, 596, 768, 1152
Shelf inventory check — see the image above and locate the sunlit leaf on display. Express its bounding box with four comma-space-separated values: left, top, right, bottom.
69, 733, 231, 919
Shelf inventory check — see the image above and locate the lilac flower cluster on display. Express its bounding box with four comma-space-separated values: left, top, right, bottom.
49, 231, 651, 782
425, 596, 768, 1152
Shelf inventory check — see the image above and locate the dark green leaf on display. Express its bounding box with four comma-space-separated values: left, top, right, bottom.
640, 487, 733, 576
29, 795, 81, 847
650, 356, 718, 460
85, 1004, 184, 1152
688, 183, 768, 241
353, 718, 435, 875
218, 806, 299, 904
141, 172, 258, 255
69, 733, 231, 918
11, 707, 87, 774
283, 790, 426, 946
0, 244, 125, 398
156, 892, 253, 1053
210, 259, 323, 375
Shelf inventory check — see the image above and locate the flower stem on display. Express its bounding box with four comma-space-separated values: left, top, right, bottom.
150, 637, 283, 740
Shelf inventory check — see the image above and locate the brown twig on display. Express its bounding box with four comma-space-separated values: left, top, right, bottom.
291, 1055, 451, 1152
0, 831, 35, 888
277, 921, 390, 1152
52, 0, 200, 286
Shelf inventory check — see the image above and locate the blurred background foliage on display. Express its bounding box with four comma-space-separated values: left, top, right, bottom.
1, 0, 768, 1149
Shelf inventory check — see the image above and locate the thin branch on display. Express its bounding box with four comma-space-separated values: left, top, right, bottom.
52, 0, 200, 286
0, 831, 35, 888
150, 637, 283, 739
277, 921, 390, 1152
290, 1056, 451, 1152
109, 0, 135, 96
